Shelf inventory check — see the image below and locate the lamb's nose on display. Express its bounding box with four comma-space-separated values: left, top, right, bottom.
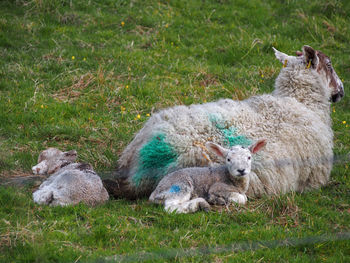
237, 169, 245, 176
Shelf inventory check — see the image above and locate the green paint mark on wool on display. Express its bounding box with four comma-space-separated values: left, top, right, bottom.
133, 133, 178, 186
209, 113, 252, 147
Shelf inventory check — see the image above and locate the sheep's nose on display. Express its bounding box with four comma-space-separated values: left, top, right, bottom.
237, 169, 245, 176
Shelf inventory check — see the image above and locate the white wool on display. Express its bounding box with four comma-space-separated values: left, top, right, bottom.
116, 46, 342, 198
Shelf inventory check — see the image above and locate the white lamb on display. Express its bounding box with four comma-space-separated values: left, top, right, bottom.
149, 140, 266, 213
104, 45, 344, 199
32, 148, 109, 206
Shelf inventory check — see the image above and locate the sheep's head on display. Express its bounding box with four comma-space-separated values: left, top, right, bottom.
32, 148, 77, 175
273, 46, 344, 103
205, 139, 266, 178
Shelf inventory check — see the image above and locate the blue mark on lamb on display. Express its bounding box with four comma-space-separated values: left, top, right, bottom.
169, 185, 181, 193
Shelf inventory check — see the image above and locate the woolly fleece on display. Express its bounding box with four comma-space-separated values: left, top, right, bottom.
114, 47, 342, 198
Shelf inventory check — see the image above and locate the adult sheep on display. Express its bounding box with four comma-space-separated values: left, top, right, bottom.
104, 45, 344, 199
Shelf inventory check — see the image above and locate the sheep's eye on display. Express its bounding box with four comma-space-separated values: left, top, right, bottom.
227, 158, 231, 162
248, 156, 251, 160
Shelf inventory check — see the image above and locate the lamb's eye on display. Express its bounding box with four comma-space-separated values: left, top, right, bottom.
227, 158, 231, 162
248, 156, 251, 160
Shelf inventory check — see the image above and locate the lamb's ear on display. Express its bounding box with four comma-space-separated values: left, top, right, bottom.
205, 142, 228, 160
303, 45, 319, 69
249, 139, 267, 154
273, 47, 290, 64
47, 160, 68, 175
63, 150, 77, 161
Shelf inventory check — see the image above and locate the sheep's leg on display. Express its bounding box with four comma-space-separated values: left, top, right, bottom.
208, 183, 247, 205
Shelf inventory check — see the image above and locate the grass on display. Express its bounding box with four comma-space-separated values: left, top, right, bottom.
0, 0, 349, 261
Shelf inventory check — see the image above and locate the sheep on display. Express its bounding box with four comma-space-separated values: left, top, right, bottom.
32, 148, 109, 206
104, 45, 344, 199
149, 139, 266, 213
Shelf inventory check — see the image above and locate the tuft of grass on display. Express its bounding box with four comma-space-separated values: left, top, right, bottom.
0, 0, 349, 261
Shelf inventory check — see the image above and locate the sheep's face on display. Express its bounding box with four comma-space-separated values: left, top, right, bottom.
273, 45, 344, 103
225, 146, 252, 178
32, 148, 77, 175
206, 139, 267, 179
314, 50, 344, 103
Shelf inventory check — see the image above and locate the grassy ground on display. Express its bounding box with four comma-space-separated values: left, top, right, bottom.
0, 0, 349, 262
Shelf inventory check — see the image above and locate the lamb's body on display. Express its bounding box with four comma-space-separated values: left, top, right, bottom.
150, 166, 248, 213
105, 46, 344, 199
150, 141, 264, 213
32, 149, 109, 206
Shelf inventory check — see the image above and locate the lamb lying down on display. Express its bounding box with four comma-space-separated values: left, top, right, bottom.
32, 148, 109, 206
149, 140, 266, 213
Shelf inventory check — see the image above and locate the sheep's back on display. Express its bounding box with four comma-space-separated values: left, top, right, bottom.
117, 95, 333, 197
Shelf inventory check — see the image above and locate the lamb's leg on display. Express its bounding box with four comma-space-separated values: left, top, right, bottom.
183, 198, 210, 213
33, 189, 54, 205
164, 196, 210, 213
208, 183, 247, 205
150, 183, 210, 213
227, 192, 247, 205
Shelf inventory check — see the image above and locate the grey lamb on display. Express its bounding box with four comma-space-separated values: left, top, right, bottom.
32, 148, 109, 206
149, 139, 266, 213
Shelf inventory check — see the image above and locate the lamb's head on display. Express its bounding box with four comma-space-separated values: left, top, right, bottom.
32, 148, 77, 175
206, 139, 266, 178
273, 45, 344, 103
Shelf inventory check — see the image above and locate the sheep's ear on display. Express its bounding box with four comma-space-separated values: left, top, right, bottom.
205, 142, 228, 160
303, 45, 319, 69
273, 47, 290, 64
249, 139, 267, 154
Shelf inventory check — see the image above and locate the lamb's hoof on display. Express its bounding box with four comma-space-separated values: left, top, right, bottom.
208, 195, 226, 206
199, 201, 211, 212
201, 206, 210, 213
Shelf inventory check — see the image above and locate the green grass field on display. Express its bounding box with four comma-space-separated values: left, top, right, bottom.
0, 0, 349, 262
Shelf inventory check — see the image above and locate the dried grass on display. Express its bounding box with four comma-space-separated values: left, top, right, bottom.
52, 73, 95, 102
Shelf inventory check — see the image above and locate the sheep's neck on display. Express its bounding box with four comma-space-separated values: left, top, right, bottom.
273, 69, 332, 125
